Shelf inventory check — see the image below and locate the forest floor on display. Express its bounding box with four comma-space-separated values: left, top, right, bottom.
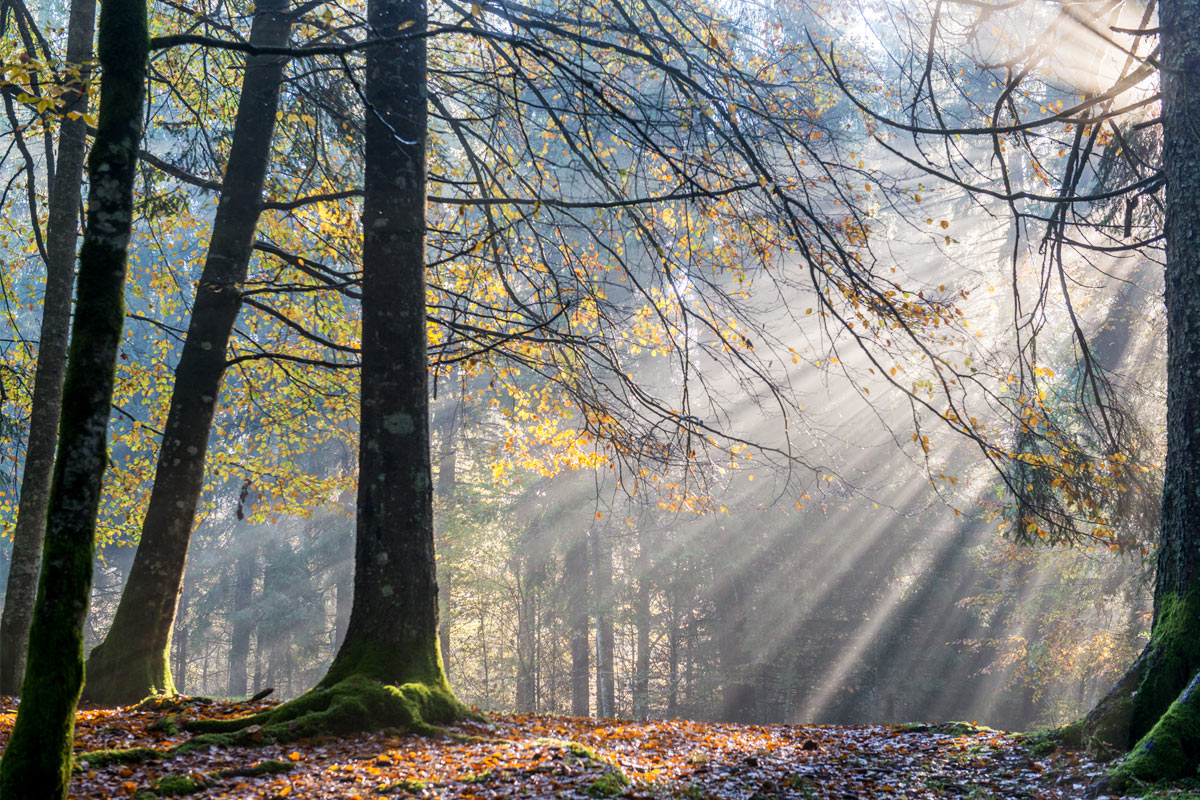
0, 695, 1195, 800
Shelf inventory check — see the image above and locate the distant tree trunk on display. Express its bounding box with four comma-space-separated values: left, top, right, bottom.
0, 0, 146, 790
633, 527, 652, 719
685, 605, 697, 714
252, 637, 264, 695
1088, 6, 1200, 787
312, 0, 461, 726
566, 534, 590, 716
333, 528, 353, 649
172, 580, 190, 694
592, 526, 615, 717
434, 401, 457, 673
227, 544, 257, 696
82, 0, 294, 706
515, 553, 535, 713
0, 0, 95, 697
716, 573, 754, 722
667, 563, 685, 717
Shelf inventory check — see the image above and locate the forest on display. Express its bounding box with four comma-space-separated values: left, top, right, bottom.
0, 0, 1196, 796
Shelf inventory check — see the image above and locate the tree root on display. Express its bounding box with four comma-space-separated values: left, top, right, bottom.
128, 760, 294, 798
1096, 670, 1200, 794
183, 675, 467, 741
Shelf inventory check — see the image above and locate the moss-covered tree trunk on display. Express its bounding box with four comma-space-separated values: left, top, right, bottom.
0, 0, 96, 697
1086, 0, 1200, 785
81, 0, 293, 706
315, 0, 457, 715
0, 0, 146, 791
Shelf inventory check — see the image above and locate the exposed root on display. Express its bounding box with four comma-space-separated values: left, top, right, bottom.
183, 675, 466, 741
1100, 670, 1200, 793
75, 748, 166, 769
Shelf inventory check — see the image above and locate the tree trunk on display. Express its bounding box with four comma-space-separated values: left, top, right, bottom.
0, 0, 95, 696
434, 401, 457, 674
172, 579, 190, 694
82, 0, 294, 705
314, 0, 459, 725
227, 544, 257, 696
515, 553, 535, 712
333, 529, 353, 649
633, 527, 652, 719
593, 526, 615, 718
716, 573, 755, 722
1088, 4, 1200, 786
0, 0, 146, 790
566, 534, 590, 716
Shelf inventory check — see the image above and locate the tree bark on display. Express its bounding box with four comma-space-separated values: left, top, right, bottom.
314, 0, 459, 723
1087, 2, 1200, 783
593, 526, 615, 717
716, 573, 755, 722
82, 0, 294, 705
633, 526, 652, 719
172, 579, 190, 694
515, 552, 535, 712
0, 0, 95, 696
0, 0, 146, 790
227, 544, 257, 696
434, 400, 458, 673
566, 534, 590, 716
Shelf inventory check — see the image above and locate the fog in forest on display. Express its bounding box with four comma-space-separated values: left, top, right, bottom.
0, 0, 1166, 736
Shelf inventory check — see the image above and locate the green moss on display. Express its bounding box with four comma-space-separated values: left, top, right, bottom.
532, 737, 598, 761
1105, 672, 1200, 792
212, 760, 293, 778
75, 748, 166, 768
185, 674, 464, 742
137, 697, 186, 713
378, 778, 430, 794
152, 774, 205, 796
462, 771, 493, 783
148, 715, 182, 735
1137, 777, 1200, 799
1056, 719, 1085, 747
84, 635, 175, 707
1131, 584, 1200, 743
1015, 730, 1061, 757
586, 770, 630, 797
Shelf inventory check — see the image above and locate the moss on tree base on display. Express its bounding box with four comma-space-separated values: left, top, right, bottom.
1085, 582, 1200, 758
184, 675, 467, 741
1100, 670, 1200, 794
82, 635, 175, 708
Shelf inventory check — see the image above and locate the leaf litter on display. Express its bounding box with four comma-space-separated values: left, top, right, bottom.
0, 696, 1149, 799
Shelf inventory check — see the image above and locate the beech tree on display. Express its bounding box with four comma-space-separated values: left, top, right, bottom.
0, 0, 148, 790
0, 0, 95, 696
80, 0, 297, 707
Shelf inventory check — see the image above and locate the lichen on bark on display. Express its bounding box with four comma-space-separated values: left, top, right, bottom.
0, 0, 147, 791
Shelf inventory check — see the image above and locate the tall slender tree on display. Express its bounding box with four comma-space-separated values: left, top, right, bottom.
312, 0, 457, 704
0, 0, 96, 695
0, 0, 147, 789
80, 0, 296, 705
1086, 2, 1200, 786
